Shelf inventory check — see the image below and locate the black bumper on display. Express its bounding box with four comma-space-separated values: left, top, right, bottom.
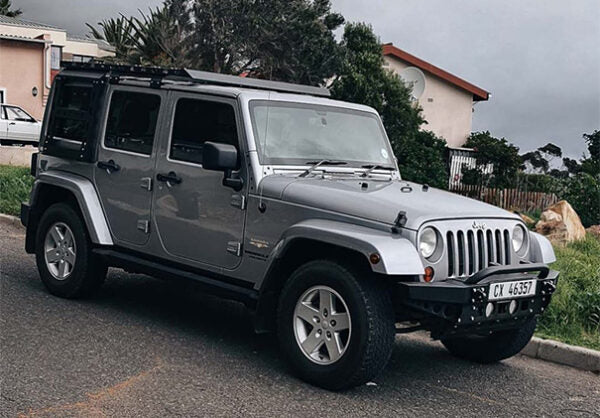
396, 263, 558, 338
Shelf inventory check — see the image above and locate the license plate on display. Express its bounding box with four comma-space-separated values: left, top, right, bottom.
488, 279, 537, 301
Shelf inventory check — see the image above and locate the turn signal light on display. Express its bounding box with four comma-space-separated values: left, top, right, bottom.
369, 253, 381, 264
424, 266, 434, 282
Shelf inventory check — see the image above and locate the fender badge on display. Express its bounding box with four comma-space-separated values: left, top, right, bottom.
249, 238, 270, 249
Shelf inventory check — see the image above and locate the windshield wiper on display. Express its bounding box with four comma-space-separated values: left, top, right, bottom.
299, 160, 348, 178
361, 164, 395, 177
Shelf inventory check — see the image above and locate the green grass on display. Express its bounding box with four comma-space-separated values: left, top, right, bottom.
536, 234, 600, 350
0, 165, 33, 216
0, 163, 598, 350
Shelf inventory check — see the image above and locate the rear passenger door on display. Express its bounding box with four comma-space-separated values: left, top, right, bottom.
94, 86, 165, 247
152, 93, 247, 269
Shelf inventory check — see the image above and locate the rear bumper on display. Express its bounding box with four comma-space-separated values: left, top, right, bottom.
395, 264, 558, 338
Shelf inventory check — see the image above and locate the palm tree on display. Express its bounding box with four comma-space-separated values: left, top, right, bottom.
0, 0, 22, 17
86, 16, 135, 60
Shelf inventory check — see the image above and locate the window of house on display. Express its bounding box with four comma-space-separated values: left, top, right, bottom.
104, 91, 161, 155
48, 84, 93, 142
72, 55, 92, 63
51, 46, 62, 70
169, 98, 238, 165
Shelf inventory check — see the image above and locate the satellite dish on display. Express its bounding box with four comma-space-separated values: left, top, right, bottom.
399, 67, 426, 101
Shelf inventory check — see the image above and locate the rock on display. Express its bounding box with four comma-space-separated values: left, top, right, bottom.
535, 200, 586, 245
586, 225, 600, 239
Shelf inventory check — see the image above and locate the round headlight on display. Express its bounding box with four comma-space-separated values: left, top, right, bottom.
419, 227, 437, 258
512, 225, 526, 253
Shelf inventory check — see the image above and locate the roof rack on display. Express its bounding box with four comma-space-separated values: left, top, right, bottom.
60, 61, 331, 97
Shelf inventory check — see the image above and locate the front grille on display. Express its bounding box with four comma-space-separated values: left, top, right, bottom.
447, 228, 511, 278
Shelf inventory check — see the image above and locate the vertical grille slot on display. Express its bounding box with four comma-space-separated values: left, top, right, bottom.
477, 230, 485, 269
447, 231, 455, 277
457, 231, 465, 276
486, 230, 494, 266
495, 229, 503, 264
467, 231, 475, 275
503, 229, 511, 265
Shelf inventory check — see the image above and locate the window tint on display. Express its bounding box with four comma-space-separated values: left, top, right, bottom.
104, 91, 161, 155
170, 98, 238, 165
49, 84, 93, 142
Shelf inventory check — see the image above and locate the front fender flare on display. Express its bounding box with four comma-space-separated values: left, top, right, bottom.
271, 219, 424, 276
32, 171, 113, 245
529, 231, 556, 264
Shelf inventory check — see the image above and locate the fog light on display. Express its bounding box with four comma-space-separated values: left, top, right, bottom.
485, 302, 494, 318
509, 300, 518, 315
424, 266, 434, 282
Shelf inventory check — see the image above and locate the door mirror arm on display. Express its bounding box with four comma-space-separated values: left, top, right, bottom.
223, 169, 244, 191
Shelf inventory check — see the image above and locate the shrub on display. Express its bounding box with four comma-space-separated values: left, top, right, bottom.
0, 165, 33, 216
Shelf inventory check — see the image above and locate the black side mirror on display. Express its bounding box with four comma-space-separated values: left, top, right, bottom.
202, 141, 243, 191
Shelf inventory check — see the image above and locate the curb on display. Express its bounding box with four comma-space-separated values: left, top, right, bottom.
0, 213, 24, 229
521, 337, 600, 373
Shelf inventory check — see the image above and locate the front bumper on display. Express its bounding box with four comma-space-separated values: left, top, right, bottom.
395, 263, 558, 339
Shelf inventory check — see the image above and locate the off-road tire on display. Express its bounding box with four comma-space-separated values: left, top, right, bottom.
277, 259, 395, 390
441, 318, 537, 363
35, 203, 107, 298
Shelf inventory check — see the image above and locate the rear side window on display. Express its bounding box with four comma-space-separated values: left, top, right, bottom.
169, 98, 238, 165
48, 84, 93, 142
104, 91, 161, 155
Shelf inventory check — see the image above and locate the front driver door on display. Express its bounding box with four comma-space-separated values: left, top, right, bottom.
153, 93, 246, 270
94, 86, 165, 247
4, 105, 39, 142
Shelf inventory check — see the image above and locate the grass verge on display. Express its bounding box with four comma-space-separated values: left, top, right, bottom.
536, 234, 600, 350
0, 165, 33, 216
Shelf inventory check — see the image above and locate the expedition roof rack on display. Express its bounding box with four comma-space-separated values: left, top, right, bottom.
60, 61, 331, 98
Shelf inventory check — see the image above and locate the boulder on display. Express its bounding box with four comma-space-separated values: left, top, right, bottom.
535, 200, 586, 245
586, 225, 600, 239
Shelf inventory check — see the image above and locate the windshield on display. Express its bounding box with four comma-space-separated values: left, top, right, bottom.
249, 100, 395, 167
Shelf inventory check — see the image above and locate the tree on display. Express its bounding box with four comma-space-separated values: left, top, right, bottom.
521, 142, 562, 174
330, 23, 447, 188
581, 130, 600, 177
462, 131, 522, 189
88, 0, 344, 85
87, 16, 135, 60
0, 0, 21, 17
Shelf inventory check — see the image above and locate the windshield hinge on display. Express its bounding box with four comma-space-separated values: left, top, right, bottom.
227, 241, 242, 257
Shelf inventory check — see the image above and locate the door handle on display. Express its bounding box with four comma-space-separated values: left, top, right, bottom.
156, 171, 182, 185
9, 122, 15, 125
97, 159, 120, 173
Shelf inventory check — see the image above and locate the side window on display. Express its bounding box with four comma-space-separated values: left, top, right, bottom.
48, 84, 93, 142
5, 106, 33, 121
104, 91, 161, 155
169, 98, 238, 165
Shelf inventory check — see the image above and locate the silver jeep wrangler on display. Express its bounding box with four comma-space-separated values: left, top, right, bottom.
21, 63, 558, 390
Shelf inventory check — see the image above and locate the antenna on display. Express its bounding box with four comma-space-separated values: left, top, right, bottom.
399, 67, 426, 101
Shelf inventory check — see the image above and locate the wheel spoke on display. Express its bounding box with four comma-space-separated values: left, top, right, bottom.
64, 248, 76, 265
325, 335, 342, 362
58, 260, 67, 278
301, 328, 323, 354
49, 226, 64, 245
296, 302, 319, 323
45, 248, 61, 263
331, 312, 350, 330
319, 289, 334, 315
64, 229, 74, 247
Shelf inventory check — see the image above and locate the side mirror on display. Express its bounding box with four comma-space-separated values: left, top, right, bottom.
202, 141, 243, 191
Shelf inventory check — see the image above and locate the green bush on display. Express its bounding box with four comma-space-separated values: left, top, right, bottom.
0, 165, 33, 216
560, 173, 600, 227
536, 234, 600, 350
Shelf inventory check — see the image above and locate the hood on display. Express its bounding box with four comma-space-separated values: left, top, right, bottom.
259, 175, 520, 230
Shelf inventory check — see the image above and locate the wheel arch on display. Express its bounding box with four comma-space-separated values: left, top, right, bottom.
25, 171, 113, 253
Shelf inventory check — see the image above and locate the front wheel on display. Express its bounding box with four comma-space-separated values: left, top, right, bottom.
277, 260, 395, 390
441, 318, 537, 363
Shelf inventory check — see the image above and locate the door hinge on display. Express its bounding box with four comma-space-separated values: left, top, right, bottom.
230, 194, 246, 210
140, 177, 152, 191
137, 220, 150, 234
226, 241, 242, 257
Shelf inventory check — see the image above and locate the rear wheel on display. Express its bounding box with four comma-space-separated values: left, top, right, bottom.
277, 260, 395, 390
35, 203, 107, 298
441, 318, 537, 363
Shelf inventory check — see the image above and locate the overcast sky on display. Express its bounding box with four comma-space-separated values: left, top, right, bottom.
17, 0, 600, 159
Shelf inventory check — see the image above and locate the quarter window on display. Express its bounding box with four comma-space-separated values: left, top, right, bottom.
169, 98, 238, 165
48, 84, 93, 142
104, 91, 161, 155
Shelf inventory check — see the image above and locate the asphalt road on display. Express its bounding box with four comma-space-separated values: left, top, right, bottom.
1, 221, 599, 418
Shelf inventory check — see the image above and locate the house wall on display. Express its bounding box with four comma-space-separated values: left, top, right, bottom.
384, 56, 474, 148
0, 39, 45, 119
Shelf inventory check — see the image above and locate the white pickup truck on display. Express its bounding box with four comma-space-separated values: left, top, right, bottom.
0, 104, 41, 145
